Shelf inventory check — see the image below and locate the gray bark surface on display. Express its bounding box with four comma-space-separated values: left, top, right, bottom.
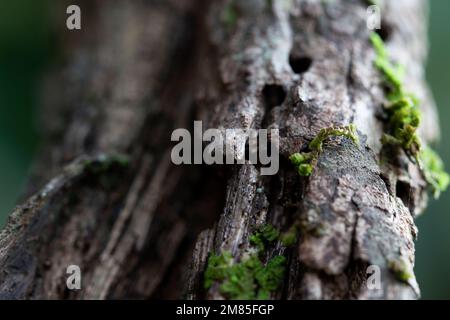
0, 0, 437, 299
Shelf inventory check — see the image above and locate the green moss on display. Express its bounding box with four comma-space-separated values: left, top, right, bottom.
222, 1, 238, 29
380, 96, 422, 156
204, 251, 234, 290
204, 224, 289, 299
260, 224, 280, 242
370, 32, 449, 198
370, 32, 421, 156
81, 154, 130, 190
280, 224, 298, 246
204, 251, 286, 300
86, 153, 130, 174
308, 124, 359, 152
254, 255, 286, 299
289, 153, 313, 176
370, 33, 405, 88
289, 124, 359, 176
249, 224, 280, 254
365, 0, 380, 7
420, 147, 450, 199
388, 259, 413, 283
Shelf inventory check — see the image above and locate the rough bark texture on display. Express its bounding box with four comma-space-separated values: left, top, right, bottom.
0, 0, 437, 299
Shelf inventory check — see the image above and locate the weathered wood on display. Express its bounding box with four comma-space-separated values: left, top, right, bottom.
0, 0, 211, 299
186, 0, 434, 299
0, 0, 437, 299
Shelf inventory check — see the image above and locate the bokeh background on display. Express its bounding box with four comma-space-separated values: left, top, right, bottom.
0, 0, 449, 299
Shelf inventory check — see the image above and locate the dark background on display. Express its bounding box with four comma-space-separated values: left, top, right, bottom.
0, 0, 449, 299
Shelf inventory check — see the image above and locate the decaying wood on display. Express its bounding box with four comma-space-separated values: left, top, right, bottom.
0, 0, 437, 299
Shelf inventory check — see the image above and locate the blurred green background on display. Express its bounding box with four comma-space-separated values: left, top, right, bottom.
0, 0, 449, 299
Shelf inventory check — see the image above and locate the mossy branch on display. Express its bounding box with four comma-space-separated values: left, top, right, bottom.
370, 32, 449, 198
203, 224, 294, 299
289, 124, 359, 176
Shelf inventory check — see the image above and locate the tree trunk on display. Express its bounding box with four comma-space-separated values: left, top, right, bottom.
0, 0, 437, 299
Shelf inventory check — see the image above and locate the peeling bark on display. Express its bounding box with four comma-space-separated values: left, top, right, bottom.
0, 0, 437, 299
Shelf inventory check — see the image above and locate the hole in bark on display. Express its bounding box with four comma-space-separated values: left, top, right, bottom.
396, 180, 413, 211
262, 84, 286, 109
289, 55, 312, 74
375, 22, 392, 41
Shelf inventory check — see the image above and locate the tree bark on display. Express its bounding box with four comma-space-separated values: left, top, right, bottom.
0, 0, 437, 299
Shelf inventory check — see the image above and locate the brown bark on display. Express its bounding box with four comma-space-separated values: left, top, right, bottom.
0, 0, 437, 299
